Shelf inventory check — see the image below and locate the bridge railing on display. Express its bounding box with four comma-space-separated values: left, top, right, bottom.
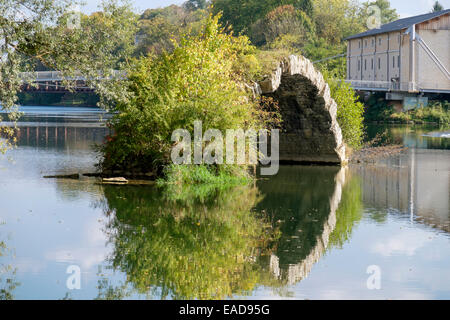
19, 70, 125, 82
346, 80, 450, 94
345, 80, 392, 91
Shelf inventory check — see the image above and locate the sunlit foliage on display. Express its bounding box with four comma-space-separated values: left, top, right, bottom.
99, 14, 280, 179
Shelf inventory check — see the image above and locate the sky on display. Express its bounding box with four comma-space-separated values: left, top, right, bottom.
80, 0, 449, 18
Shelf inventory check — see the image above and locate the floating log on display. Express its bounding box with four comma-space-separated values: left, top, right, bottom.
102, 177, 128, 184
43, 173, 80, 179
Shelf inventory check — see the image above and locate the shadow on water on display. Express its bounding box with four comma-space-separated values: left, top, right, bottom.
91, 166, 363, 299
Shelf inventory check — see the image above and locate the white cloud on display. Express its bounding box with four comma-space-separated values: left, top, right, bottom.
372, 230, 432, 257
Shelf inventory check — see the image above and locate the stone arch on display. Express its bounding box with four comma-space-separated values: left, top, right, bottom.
256, 55, 347, 164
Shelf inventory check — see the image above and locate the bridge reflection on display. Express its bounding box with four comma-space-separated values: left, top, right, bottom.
13, 123, 108, 150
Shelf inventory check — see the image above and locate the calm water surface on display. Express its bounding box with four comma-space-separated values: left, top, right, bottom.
0, 107, 449, 300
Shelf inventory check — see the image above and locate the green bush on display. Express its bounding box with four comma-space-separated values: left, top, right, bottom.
366, 98, 450, 125
363, 92, 393, 122
324, 73, 365, 149
99, 14, 276, 181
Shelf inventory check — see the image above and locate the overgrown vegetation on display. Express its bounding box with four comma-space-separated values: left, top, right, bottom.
365, 95, 450, 125
325, 74, 365, 149
99, 14, 280, 183
128, 0, 398, 154
390, 101, 450, 125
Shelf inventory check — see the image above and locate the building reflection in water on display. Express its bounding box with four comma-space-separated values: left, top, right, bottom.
351, 148, 450, 233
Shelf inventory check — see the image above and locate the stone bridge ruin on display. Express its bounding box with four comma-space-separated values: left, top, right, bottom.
254, 55, 347, 165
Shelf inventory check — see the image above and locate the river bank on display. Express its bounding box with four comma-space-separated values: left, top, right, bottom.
363, 94, 450, 126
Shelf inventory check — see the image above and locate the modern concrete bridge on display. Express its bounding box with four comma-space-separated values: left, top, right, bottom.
19, 70, 124, 92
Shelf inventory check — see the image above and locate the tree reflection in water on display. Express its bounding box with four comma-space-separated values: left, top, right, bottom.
97, 166, 363, 299
99, 184, 279, 300
0, 226, 19, 300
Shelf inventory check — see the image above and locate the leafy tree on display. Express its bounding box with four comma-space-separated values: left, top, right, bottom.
432, 1, 444, 12
250, 5, 316, 48
212, 0, 314, 36
303, 38, 347, 76
135, 5, 207, 56
99, 14, 278, 177
0, 0, 138, 152
324, 72, 365, 149
313, 0, 365, 45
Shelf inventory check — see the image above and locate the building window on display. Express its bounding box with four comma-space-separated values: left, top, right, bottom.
398, 55, 400, 68
371, 58, 374, 70
372, 39, 374, 47
365, 59, 367, 70
379, 38, 382, 45
358, 41, 361, 49
378, 58, 381, 69
393, 56, 395, 68
358, 60, 360, 71
365, 40, 367, 48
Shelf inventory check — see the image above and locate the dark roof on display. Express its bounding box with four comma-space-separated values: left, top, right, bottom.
345, 9, 450, 40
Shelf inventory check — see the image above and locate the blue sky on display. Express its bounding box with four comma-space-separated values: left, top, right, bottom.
81, 0, 449, 18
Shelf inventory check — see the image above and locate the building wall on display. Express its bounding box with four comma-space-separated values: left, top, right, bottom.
347, 31, 401, 82
416, 29, 450, 91
375, 33, 389, 81
400, 33, 410, 89
416, 14, 450, 30
347, 13, 450, 93
387, 31, 401, 80
362, 36, 376, 81
347, 39, 362, 80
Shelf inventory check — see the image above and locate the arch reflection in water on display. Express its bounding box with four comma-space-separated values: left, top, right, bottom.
256, 166, 361, 286
96, 166, 362, 299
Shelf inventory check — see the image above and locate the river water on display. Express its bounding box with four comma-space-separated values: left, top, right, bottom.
0, 106, 449, 300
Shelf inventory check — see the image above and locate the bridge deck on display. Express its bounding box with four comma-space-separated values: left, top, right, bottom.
346, 80, 450, 94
